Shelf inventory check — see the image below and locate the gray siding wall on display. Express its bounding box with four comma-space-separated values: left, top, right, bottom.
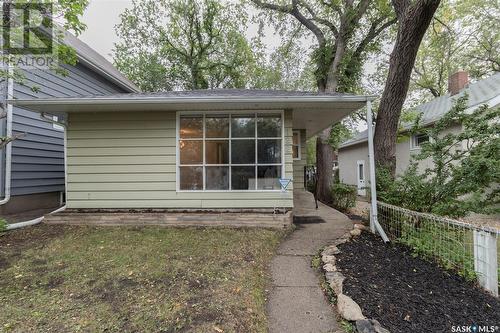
5, 62, 127, 196
338, 124, 464, 191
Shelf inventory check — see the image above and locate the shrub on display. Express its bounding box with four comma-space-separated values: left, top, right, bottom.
331, 183, 357, 212
377, 97, 500, 218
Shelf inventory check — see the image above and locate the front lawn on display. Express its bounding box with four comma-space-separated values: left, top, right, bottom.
0, 224, 284, 332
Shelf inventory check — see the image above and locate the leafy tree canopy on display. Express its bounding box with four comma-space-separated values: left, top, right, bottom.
114, 0, 263, 91
410, 0, 499, 103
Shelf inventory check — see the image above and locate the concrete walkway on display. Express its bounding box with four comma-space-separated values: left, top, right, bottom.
267, 190, 353, 333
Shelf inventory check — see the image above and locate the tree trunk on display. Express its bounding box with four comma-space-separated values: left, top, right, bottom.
315, 64, 339, 203
374, 0, 441, 175
316, 129, 334, 203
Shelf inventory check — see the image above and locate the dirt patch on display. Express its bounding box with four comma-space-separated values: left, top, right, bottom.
45, 276, 65, 289
93, 278, 140, 305
0, 224, 73, 249
336, 232, 500, 333
0, 224, 73, 271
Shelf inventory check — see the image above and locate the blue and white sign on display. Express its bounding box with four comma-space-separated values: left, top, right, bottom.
279, 178, 292, 191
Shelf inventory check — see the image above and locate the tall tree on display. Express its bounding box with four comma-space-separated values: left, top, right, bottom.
114, 0, 259, 91
409, 0, 499, 103
374, 0, 441, 174
251, 0, 396, 202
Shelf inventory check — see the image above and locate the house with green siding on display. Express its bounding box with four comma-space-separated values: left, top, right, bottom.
10, 90, 373, 226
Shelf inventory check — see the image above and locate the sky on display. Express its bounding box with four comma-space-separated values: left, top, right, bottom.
80, 0, 133, 61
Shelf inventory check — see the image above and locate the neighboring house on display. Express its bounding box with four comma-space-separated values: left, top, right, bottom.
338, 71, 500, 196
0, 31, 139, 215
11, 90, 372, 223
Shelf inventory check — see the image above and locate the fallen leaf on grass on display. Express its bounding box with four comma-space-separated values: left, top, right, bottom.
213, 326, 223, 332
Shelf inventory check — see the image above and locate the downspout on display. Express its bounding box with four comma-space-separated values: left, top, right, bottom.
6, 205, 66, 230
0, 64, 14, 205
366, 99, 389, 242
4, 114, 67, 231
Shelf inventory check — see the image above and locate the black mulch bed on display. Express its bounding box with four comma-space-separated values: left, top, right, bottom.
336, 232, 500, 333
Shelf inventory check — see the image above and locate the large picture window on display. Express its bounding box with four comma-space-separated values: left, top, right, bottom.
178, 112, 284, 191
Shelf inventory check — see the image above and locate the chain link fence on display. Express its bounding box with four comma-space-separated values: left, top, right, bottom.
377, 201, 499, 296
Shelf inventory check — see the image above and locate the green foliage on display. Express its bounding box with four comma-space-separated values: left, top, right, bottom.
378, 96, 500, 218
0, 218, 7, 232
1, 0, 88, 82
409, 0, 499, 103
252, 37, 317, 91
340, 320, 356, 333
114, 0, 261, 91
331, 183, 357, 213
328, 123, 352, 151
251, 0, 396, 93
379, 207, 477, 280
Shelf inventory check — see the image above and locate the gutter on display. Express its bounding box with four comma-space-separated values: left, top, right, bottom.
9, 94, 378, 108
0, 64, 14, 206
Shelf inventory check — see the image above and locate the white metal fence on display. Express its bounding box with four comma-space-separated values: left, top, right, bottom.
377, 201, 499, 297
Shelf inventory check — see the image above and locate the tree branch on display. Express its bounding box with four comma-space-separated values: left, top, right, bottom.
252, 0, 327, 46
296, 0, 338, 36
251, 0, 292, 14
289, 0, 326, 46
352, 16, 397, 63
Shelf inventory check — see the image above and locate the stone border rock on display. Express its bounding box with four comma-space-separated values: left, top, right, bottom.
320, 223, 391, 333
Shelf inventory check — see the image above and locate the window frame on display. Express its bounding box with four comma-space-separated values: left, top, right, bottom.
292, 130, 301, 161
176, 110, 285, 192
410, 133, 430, 150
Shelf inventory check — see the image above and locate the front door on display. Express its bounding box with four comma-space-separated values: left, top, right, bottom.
356, 160, 366, 196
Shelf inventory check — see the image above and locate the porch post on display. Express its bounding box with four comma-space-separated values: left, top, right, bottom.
366, 100, 389, 242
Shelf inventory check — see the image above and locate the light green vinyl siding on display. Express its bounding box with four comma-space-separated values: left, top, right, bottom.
66, 110, 294, 209
293, 129, 307, 189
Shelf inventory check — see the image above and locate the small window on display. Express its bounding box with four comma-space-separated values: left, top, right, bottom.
410, 133, 429, 149
292, 130, 301, 160
358, 163, 364, 181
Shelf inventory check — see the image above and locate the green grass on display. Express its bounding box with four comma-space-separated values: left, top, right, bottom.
0, 224, 284, 333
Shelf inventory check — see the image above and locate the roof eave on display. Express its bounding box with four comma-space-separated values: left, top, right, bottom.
9, 94, 376, 107
76, 56, 141, 93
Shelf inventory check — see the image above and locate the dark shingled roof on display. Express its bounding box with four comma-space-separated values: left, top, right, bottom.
65, 88, 352, 100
